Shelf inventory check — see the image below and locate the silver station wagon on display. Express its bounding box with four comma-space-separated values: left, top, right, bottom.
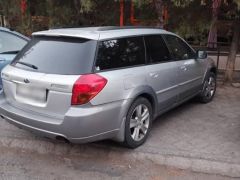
0, 27, 216, 148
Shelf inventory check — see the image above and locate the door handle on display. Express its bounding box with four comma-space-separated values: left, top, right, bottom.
149, 72, 159, 78
180, 66, 187, 71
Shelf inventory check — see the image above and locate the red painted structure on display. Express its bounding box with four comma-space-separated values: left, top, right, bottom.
120, 0, 124, 26
21, 0, 27, 15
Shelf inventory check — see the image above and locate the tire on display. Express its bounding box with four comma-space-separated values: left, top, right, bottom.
198, 72, 217, 103
124, 97, 153, 148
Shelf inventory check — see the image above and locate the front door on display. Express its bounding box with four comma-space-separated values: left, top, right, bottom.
163, 34, 205, 101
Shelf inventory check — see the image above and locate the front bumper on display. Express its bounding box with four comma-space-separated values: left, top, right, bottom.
0, 93, 129, 143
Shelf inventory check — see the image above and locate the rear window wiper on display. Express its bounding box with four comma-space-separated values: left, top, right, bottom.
15, 61, 38, 70
0, 50, 20, 54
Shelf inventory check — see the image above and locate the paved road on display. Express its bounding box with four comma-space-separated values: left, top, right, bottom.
0, 147, 231, 180
0, 85, 239, 179
141, 85, 240, 164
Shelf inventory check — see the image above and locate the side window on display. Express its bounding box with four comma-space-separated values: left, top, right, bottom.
95, 36, 145, 71
144, 35, 171, 63
0, 31, 27, 53
164, 35, 196, 60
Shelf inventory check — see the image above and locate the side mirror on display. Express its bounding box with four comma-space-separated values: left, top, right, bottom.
196, 50, 207, 59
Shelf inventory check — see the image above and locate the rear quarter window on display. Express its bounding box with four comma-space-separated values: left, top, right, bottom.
95, 36, 145, 71
12, 36, 97, 75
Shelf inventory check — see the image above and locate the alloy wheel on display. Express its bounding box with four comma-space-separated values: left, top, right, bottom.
129, 104, 150, 142
204, 76, 216, 99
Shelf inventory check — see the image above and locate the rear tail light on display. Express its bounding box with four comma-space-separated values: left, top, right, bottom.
71, 74, 107, 105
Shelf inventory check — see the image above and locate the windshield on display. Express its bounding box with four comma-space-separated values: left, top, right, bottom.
12, 36, 97, 75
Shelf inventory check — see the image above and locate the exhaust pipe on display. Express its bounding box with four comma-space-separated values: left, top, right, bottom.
0, 115, 70, 144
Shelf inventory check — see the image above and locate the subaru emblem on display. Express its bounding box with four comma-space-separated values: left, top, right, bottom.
24, 79, 30, 83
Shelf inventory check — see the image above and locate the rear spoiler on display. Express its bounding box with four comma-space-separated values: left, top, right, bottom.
32, 30, 99, 40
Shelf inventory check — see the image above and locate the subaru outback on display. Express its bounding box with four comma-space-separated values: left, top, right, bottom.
0, 27, 216, 148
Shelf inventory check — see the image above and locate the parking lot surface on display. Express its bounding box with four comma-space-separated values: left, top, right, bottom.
0, 85, 239, 179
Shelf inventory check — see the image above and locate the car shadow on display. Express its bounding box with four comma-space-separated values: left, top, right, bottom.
79, 98, 201, 150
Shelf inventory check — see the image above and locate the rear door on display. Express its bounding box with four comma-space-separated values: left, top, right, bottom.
163, 34, 205, 101
93, 36, 147, 105
144, 35, 179, 112
2, 36, 97, 119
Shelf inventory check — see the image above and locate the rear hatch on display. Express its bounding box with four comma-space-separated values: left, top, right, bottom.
1, 36, 97, 119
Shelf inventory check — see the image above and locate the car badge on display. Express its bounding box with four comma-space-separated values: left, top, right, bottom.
24, 79, 30, 83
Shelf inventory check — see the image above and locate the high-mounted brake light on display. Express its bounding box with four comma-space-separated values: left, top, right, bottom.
71, 74, 107, 105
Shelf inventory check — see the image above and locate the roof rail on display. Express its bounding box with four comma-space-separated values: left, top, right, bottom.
48, 26, 162, 31
96, 26, 162, 31
49, 25, 84, 30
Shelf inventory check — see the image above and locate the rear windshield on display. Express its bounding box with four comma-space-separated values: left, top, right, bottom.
11, 36, 97, 75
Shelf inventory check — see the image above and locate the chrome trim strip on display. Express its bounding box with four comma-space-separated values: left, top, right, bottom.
156, 76, 202, 95
11, 80, 25, 84
156, 85, 178, 94
179, 76, 202, 86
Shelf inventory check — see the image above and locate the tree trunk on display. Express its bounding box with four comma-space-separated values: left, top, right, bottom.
207, 0, 221, 48
224, 21, 240, 83
153, 0, 164, 28
73, 0, 83, 25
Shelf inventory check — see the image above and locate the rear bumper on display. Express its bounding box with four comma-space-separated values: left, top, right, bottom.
0, 93, 130, 143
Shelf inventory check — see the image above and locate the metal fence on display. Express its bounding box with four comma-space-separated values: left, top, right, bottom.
190, 42, 240, 81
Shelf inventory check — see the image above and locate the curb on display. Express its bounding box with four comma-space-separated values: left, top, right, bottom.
131, 152, 240, 178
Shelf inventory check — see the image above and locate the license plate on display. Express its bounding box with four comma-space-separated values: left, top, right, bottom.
16, 84, 47, 103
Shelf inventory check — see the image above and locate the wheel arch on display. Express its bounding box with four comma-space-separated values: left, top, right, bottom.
127, 86, 158, 117
203, 61, 217, 84
210, 66, 217, 75
113, 86, 158, 142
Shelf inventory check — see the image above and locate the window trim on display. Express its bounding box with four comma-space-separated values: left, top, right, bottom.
93, 35, 147, 73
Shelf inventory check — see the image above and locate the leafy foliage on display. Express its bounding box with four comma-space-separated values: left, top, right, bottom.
0, 0, 239, 44
171, 0, 194, 7
168, 0, 212, 44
